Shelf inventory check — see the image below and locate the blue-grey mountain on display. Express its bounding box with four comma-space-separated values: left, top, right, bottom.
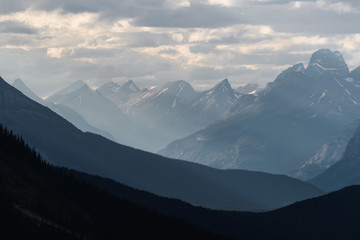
290, 121, 359, 180
12, 79, 114, 141
311, 121, 360, 191
159, 49, 360, 174
99, 79, 241, 152
0, 75, 322, 210
46, 80, 139, 147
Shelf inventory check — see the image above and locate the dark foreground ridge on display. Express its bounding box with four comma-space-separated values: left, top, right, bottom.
1, 124, 360, 239
0, 124, 227, 240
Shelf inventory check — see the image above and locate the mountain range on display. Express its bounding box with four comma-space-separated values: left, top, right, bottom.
12, 79, 114, 140
159, 49, 360, 175
0, 76, 322, 210
46, 80, 138, 147
98, 78, 241, 151
32, 77, 246, 152
0, 125, 225, 240
4, 48, 360, 238
1, 124, 359, 239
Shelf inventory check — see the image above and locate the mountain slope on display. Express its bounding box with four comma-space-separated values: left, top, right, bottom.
311, 122, 360, 191
99, 79, 241, 152
160, 49, 360, 174
12, 79, 114, 141
183, 78, 238, 127
102, 80, 201, 151
3, 120, 360, 240
46, 80, 137, 147
97, 80, 141, 108
12, 78, 43, 103
0, 75, 322, 210
0, 125, 225, 240
236, 83, 260, 94
289, 121, 359, 180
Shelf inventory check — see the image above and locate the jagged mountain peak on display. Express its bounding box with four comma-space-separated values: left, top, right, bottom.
162, 80, 192, 89
49, 80, 89, 99
97, 81, 122, 94
13, 78, 26, 86
98, 80, 139, 95
275, 63, 305, 81
214, 78, 231, 89
237, 83, 260, 94
188, 78, 237, 114
308, 49, 344, 64
121, 80, 140, 93
70, 79, 87, 89
12, 78, 42, 103
153, 80, 197, 100
305, 49, 349, 79
207, 79, 234, 97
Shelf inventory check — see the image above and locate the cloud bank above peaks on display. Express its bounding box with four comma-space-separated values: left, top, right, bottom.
0, 0, 359, 96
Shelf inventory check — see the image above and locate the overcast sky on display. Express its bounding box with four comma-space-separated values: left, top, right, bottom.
0, 0, 359, 97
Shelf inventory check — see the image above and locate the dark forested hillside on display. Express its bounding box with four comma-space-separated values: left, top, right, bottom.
2, 124, 360, 240
0, 124, 227, 240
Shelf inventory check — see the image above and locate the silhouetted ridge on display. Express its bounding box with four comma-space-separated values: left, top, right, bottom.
0, 124, 227, 240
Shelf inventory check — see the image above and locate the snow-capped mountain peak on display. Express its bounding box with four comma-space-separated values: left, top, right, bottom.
305, 49, 349, 79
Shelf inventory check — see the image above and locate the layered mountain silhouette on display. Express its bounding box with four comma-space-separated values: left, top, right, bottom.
46, 80, 138, 147
1, 124, 360, 239
160, 49, 360, 174
97, 80, 141, 107
12, 79, 114, 140
0, 125, 225, 240
0, 75, 322, 210
98, 79, 242, 151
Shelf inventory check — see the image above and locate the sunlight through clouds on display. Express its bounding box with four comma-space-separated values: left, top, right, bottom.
0, 0, 359, 96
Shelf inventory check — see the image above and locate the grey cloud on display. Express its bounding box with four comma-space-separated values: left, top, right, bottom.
189, 44, 218, 54
0, 0, 245, 29
0, 21, 38, 34
250, 0, 313, 5
0, 0, 166, 18
189, 65, 255, 80
158, 49, 178, 55
243, 3, 360, 34
72, 48, 117, 58
118, 32, 175, 48
133, 3, 245, 28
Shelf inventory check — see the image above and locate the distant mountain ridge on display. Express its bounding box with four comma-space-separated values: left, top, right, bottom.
46, 80, 139, 147
15, 77, 254, 152
12, 79, 114, 141
2, 119, 360, 240
0, 124, 224, 240
159, 49, 360, 174
0, 75, 322, 210
99, 78, 245, 151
